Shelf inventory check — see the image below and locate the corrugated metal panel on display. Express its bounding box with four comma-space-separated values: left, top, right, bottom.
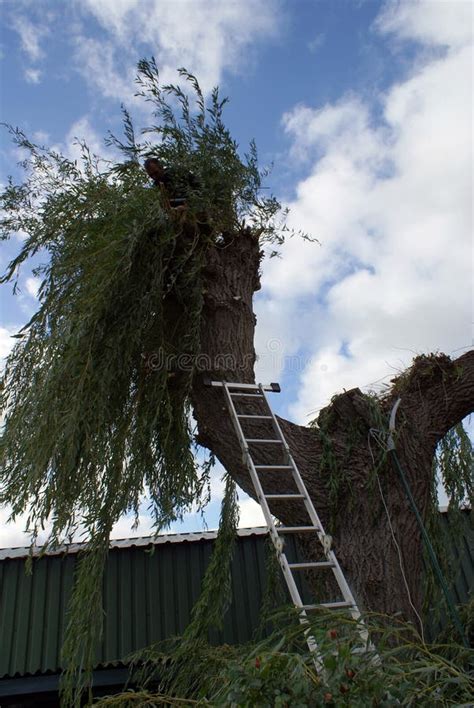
0, 530, 282, 679
0, 553, 75, 678
0, 515, 472, 681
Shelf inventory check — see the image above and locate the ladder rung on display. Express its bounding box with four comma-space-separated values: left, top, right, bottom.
246, 438, 282, 444
255, 465, 292, 470
278, 526, 319, 533
230, 392, 264, 398
303, 601, 354, 610
265, 494, 305, 500
237, 414, 272, 419
226, 382, 261, 389
207, 381, 280, 392
288, 561, 335, 570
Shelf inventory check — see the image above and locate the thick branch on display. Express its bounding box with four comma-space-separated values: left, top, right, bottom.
390, 350, 474, 445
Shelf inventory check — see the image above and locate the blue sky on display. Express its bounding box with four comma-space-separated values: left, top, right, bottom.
0, 0, 472, 545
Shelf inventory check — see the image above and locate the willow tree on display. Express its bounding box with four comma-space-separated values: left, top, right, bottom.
1, 60, 472, 695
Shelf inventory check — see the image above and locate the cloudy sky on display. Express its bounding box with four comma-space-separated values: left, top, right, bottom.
0, 0, 472, 546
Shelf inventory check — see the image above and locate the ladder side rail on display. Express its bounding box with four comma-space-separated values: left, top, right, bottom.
318, 557, 371, 648
325, 549, 364, 622
287, 452, 327, 535
289, 453, 360, 620
284, 456, 362, 615
285, 452, 363, 617
259, 386, 329, 534
316, 556, 373, 648
258, 386, 364, 619
222, 383, 309, 610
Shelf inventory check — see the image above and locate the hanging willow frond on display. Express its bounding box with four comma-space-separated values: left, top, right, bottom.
435, 421, 473, 510
185, 473, 240, 640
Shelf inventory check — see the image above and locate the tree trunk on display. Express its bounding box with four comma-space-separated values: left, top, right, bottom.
190, 228, 474, 628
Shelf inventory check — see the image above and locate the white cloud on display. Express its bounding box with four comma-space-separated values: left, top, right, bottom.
375, 0, 473, 50
308, 32, 325, 54
33, 130, 50, 143
0, 496, 264, 548
64, 116, 108, 162
25, 276, 40, 298
209, 465, 227, 500
238, 496, 266, 528
0, 507, 154, 549
50, 116, 115, 169
110, 511, 157, 539
73, 0, 281, 103
24, 67, 42, 84
0, 508, 35, 548
258, 0, 473, 421
0, 325, 16, 362
10, 15, 47, 62
73, 37, 138, 105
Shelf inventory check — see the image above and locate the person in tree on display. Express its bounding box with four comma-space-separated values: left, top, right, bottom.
144, 157, 200, 210
144, 155, 219, 252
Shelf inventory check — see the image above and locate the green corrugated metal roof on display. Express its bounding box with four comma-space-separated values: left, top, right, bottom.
0, 513, 472, 683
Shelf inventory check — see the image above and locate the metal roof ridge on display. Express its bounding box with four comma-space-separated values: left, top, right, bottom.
2, 507, 466, 560
0, 526, 269, 560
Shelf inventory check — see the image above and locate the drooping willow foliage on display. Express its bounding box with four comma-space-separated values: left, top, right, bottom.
428, 419, 473, 583
184, 473, 240, 641
0, 60, 303, 704
433, 420, 473, 510
424, 420, 473, 624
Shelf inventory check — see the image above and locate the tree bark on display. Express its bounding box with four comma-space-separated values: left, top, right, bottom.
190, 229, 474, 627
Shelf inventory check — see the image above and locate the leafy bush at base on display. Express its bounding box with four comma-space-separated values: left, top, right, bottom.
95, 607, 474, 707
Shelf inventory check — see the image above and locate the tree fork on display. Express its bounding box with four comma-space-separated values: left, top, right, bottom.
190, 225, 474, 625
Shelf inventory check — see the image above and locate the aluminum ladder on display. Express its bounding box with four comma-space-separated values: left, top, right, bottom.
207, 379, 370, 662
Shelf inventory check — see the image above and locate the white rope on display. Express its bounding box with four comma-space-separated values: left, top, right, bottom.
368, 429, 426, 643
